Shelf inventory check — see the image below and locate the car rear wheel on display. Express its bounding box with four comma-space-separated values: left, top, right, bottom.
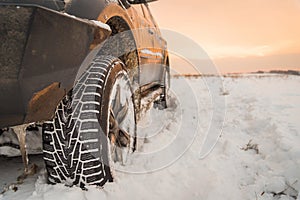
42, 55, 136, 187
154, 66, 170, 110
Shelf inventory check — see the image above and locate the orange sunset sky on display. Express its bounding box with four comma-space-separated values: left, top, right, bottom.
150, 0, 300, 74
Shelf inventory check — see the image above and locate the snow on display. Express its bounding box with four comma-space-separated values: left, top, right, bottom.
62, 12, 111, 31
0, 129, 42, 157
91, 20, 111, 31
140, 49, 164, 58
0, 74, 299, 200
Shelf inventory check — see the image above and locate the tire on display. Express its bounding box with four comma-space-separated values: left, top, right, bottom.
42, 55, 136, 187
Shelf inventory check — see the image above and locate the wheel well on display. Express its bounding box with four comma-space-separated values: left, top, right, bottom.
105, 16, 141, 120
106, 17, 139, 76
166, 56, 170, 67
166, 56, 170, 73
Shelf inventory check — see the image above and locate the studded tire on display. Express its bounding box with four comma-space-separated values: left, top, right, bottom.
42, 55, 134, 187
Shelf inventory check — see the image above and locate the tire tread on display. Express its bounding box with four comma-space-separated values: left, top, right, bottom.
43, 56, 117, 187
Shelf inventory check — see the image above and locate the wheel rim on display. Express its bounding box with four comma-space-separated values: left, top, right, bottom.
108, 73, 135, 165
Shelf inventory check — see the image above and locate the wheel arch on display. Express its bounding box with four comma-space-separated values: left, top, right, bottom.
96, 3, 142, 71
100, 14, 142, 117
105, 16, 140, 69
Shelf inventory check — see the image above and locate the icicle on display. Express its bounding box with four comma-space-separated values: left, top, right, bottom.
12, 124, 29, 173
11, 124, 38, 183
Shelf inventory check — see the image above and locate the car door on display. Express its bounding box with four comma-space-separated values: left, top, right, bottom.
130, 3, 157, 61
130, 3, 165, 88
141, 3, 165, 63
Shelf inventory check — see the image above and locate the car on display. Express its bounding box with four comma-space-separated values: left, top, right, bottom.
0, 0, 170, 187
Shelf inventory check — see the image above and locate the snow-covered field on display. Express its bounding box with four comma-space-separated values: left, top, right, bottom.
0, 74, 299, 200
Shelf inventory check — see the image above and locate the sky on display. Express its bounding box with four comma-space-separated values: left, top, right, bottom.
149, 0, 300, 74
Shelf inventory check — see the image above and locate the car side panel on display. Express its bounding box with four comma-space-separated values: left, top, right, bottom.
66, 1, 167, 89
0, 5, 111, 128
65, 0, 107, 20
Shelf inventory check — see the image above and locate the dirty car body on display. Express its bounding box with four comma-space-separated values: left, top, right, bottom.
0, 0, 169, 129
